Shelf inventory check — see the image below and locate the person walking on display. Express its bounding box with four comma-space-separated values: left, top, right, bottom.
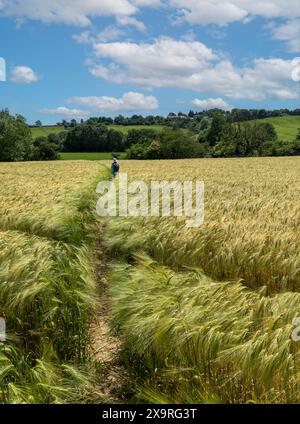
111, 157, 120, 178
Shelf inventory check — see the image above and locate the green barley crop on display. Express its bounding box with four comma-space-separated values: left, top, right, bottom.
0, 161, 109, 403
104, 157, 300, 403
112, 157, 300, 293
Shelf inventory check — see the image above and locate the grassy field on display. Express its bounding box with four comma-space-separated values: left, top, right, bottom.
60, 152, 125, 161
0, 160, 109, 403
105, 157, 300, 403
31, 124, 164, 138
31, 117, 300, 142
109, 125, 164, 134
258, 116, 300, 140
31, 125, 67, 138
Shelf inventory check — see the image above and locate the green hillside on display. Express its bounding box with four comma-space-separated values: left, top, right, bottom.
258, 116, 300, 141
31, 125, 67, 138
31, 124, 164, 138
31, 116, 300, 143
60, 152, 125, 161
108, 125, 164, 134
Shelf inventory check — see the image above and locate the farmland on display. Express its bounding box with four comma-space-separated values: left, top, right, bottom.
2, 156, 300, 403
31, 125, 67, 138
31, 125, 164, 139
0, 161, 108, 403
108, 125, 164, 134
258, 116, 300, 141
105, 157, 300, 403
60, 152, 125, 161
30, 117, 300, 142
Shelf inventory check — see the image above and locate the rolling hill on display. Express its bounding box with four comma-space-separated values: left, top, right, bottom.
258, 116, 300, 141
30, 116, 300, 145
31, 124, 164, 138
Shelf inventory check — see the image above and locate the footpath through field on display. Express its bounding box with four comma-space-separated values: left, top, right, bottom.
90, 222, 131, 403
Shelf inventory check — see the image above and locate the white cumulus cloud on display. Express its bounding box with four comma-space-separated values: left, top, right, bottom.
132, 0, 162, 5
192, 98, 233, 110
67, 92, 159, 113
89, 37, 299, 101
39, 107, 90, 118
170, 0, 300, 26
0, 0, 159, 26
116, 16, 146, 31
271, 19, 300, 53
91, 37, 216, 85
10, 66, 39, 83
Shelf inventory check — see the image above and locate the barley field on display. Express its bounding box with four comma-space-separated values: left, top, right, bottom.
0, 161, 108, 403
2, 157, 300, 404
0, 161, 103, 241
106, 157, 300, 403
111, 157, 300, 293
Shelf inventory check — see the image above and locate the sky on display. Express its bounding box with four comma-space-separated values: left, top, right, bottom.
0, 0, 299, 124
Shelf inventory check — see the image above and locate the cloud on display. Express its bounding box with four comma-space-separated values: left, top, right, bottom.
170, 1, 300, 26
39, 107, 90, 118
72, 31, 92, 44
192, 97, 233, 110
10, 66, 39, 83
116, 16, 146, 31
73, 16, 146, 47
96, 26, 126, 42
0, 57, 6, 81
89, 37, 298, 101
67, 92, 159, 113
131, 0, 162, 5
92, 37, 216, 80
171, 0, 247, 26
1, 0, 297, 28
181, 30, 196, 42
73, 26, 127, 44
0, 0, 159, 26
271, 19, 300, 52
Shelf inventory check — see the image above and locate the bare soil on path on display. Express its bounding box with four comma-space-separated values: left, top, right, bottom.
89, 221, 130, 403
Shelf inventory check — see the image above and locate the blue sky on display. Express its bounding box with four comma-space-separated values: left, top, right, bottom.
0, 0, 299, 124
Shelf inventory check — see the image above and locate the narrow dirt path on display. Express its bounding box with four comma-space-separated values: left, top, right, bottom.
89, 221, 130, 403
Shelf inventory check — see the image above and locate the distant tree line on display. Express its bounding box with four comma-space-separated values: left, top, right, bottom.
126, 129, 204, 159
53, 108, 300, 130
2, 108, 300, 162
62, 122, 124, 152
197, 112, 300, 158
125, 112, 300, 159
0, 110, 64, 162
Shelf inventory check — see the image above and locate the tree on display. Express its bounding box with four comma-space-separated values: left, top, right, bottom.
35, 120, 42, 127
206, 112, 226, 146
266, 140, 300, 156
126, 129, 204, 159
114, 115, 128, 126
0, 109, 33, 162
32, 135, 60, 160
212, 122, 278, 158
32, 136, 60, 160
125, 129, 158, 149
63, 122, 125, 152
